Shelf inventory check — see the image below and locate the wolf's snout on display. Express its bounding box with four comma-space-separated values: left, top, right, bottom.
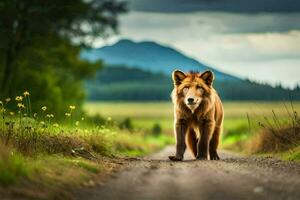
187, 98, 194, 103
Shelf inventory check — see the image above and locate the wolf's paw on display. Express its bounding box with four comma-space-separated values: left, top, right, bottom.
209, 152, 220, 160
196, 154, 208, 160
168, 155, 182, 161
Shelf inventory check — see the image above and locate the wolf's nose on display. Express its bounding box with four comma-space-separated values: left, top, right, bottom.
188, 98, 194, 103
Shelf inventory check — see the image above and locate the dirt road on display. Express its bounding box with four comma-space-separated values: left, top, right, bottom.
74, 146, 300, 200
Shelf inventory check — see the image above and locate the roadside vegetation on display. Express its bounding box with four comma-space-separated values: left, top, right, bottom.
0, 92, 172, 199
221, 102, 300, 161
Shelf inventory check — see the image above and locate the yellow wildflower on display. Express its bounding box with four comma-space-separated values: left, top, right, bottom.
9, 112, 15, 116
17, 103, 25, 108
53, 123, 59, 128
65, 113, 71, 117
69, 105, 76, 110
75, 121, 79, 126
40, 121, 45, 125
5, 98, 11, 102
81, 117, 85, 121
41, 106, 47, 111
107, 117, 112, 121
46, 114, 54, 118
23, 91, 30, 96
15, 96, 23, 101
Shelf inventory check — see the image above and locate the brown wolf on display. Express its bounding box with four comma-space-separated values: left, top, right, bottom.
168, 70, 224, 161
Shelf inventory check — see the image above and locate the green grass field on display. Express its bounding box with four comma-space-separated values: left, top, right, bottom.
85, 101, 300, 146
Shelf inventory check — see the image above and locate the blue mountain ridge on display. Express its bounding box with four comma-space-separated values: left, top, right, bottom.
81, 39, 240, 82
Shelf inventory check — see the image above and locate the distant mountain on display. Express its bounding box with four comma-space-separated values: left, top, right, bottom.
82, 39, 300, 101
81, 39, 239, 82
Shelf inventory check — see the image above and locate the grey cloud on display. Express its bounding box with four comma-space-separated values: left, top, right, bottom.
128, 0, 300, 13
121, 11, 300, 35
196, 13, 300, 34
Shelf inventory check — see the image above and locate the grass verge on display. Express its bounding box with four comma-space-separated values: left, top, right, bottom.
0, 116, 172, 199
221, 103, 300, 161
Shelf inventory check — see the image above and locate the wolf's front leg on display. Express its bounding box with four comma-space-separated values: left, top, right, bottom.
169, 119, 187, 161
196, 122, 214, 160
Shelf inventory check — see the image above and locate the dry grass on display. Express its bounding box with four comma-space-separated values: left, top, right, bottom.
248, 101, 300, 154
250, 125, 300, 153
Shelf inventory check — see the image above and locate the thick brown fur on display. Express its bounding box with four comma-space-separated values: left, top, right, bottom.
168, 70, 224, 161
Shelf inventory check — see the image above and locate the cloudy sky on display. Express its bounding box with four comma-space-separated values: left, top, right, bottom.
96, 0, 300, 88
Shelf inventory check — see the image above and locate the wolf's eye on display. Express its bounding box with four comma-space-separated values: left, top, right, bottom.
183, 87, 189, 94
197, 86, 204, 92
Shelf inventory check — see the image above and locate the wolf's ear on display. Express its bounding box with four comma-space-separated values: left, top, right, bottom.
172, 70, 186, 86
200, 70, 214, 86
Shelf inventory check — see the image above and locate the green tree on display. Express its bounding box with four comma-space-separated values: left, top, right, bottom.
0, 0, 126, 114
13, 37, 101, 117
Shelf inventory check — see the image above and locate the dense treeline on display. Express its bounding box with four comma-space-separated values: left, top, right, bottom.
87, 66, 300, 101
216, 80, 300, 101
86, 66, 171, 100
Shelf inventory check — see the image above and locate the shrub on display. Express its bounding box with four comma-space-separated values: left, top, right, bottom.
249, 105, 300, 153
119, 117, 134, 132
250, 124, 300, 153
151, 123, 162, 136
